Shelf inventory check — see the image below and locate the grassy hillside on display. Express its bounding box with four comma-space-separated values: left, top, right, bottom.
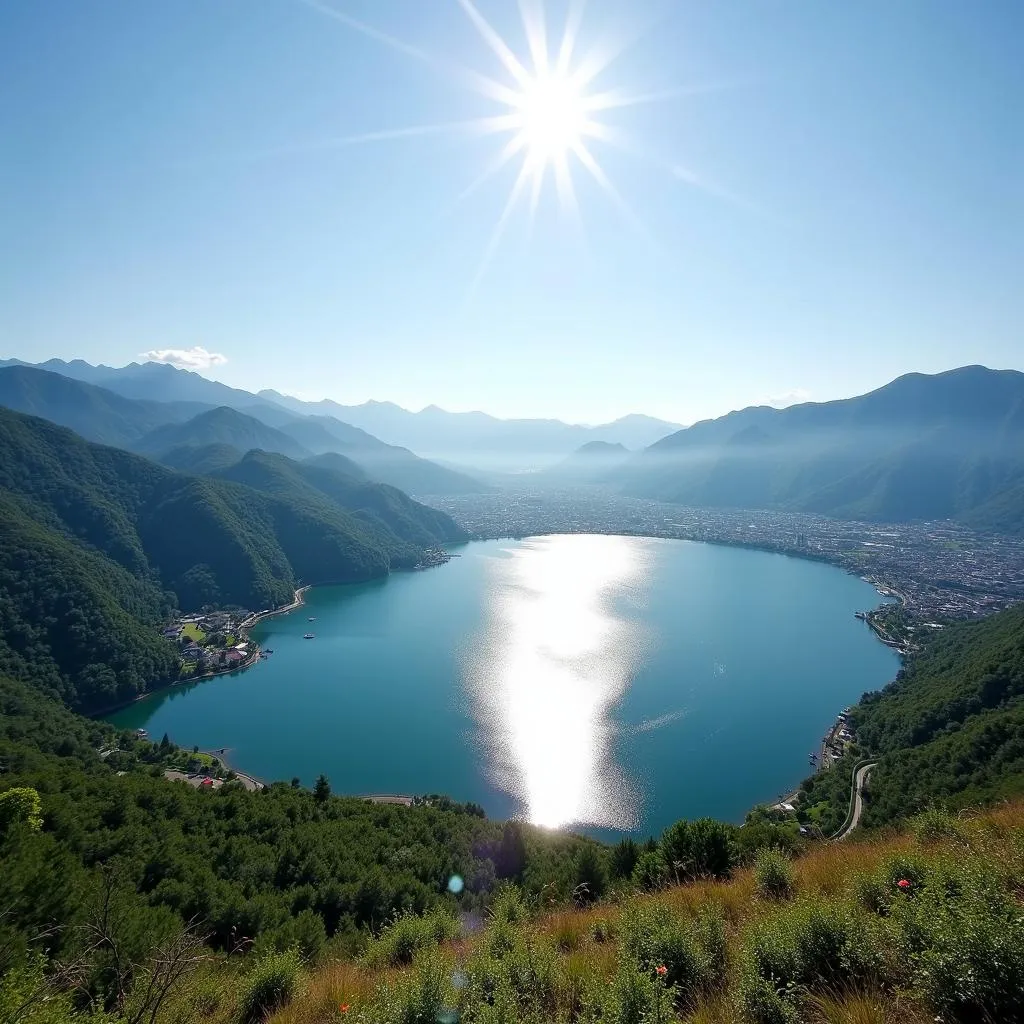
0, 409, 466, 711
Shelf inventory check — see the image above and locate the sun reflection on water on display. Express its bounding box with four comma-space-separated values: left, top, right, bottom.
467, 534, 652, 830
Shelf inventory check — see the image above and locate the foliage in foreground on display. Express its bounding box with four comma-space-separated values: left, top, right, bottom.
76, 799, 1015, 1024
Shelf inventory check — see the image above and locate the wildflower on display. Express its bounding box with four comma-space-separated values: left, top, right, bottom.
655, 965, 667, 976
339, 1004, 350, 1014
897, 878, 911, 890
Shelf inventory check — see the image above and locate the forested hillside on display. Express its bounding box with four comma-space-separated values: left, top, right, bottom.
133, 407, 312, 461
798, 602, 1024, 833
617, 366, 1024, 529
0, 409, 466, 711
0, 365, 210, 447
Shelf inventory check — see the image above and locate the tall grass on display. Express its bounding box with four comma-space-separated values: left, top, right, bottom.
254, 800, 1024, 1024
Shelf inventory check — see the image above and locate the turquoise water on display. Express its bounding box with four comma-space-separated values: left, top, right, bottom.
107, 536, 898, 837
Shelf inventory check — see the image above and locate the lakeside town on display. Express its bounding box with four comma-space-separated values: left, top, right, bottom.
424, 488, 1024, 625
163, 608, 261, 677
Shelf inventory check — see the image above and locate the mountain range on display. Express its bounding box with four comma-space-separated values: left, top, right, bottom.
0, 405, 466, 711
2, 357, 1024, 531
0, 358, 682, 467
0, 365, 486, 496
613, 365, 1024, 531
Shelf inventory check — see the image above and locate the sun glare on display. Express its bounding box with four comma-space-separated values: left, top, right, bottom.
513, 71, 588, 165
297, 0, 723, 288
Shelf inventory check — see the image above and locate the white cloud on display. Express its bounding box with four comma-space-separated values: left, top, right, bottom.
762, 388, 811, 409
140, 346, 228, 370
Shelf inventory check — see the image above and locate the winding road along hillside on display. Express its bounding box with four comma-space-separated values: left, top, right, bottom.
835, 760, 877, 840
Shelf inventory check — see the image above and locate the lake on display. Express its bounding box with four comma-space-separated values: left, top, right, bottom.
107, 535, 899, 837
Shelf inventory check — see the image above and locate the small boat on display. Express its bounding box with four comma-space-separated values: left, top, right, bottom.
308, 617, 316, 622
303, 633, 315, 640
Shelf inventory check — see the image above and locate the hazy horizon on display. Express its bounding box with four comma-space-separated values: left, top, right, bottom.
2, 1, 1021, 423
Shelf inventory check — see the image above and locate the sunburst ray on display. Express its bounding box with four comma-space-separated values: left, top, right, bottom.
290, 0, 743, 289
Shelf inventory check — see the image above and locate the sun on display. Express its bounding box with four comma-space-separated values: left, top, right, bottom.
512, 70, 589, 166
296, 0, 719, 287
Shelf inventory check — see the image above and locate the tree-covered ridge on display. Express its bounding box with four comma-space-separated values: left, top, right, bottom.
798, 602, 1024, 832
0, 408, 466, 710
0, 364, 210, 448
133, 406, 312, 462
0, 363, 489, 496
0, 676, 595, 967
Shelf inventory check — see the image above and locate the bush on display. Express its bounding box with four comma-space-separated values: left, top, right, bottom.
362, 908, 461, 969
489, 886, 529, 926
237, 949, 301, 1024
737, 968, 799, 1024
618, 900, 725, 1007
889, 863, 1024, 1021
606, 961, 660, 1024
853, 854, 932, 916
373, 949, 456, 1024
253, 909, 327, 963
744, 898, 884, 1004
660, 818, 736, 882
631, 850, 667, 891
754, 849, 795, 901
910, 807, 965, 845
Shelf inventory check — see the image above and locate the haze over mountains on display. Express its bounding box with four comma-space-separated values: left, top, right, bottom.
613, 365, 1024, 531
1, 357, 1023, 532
0, 358, 682, 468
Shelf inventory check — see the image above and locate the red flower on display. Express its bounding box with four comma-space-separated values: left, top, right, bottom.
655, 965, 667, 976
339, 1004, 350, 1014
897, 878, 911, 890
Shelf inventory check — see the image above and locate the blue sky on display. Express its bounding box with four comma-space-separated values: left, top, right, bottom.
1, 0, 1021, 424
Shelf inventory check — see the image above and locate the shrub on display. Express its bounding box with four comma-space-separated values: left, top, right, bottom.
254, 908, 327, 963
631, 850, 667, 891
737, 967, 799, 1024
910, 807, 964, 846
237, 949, 301, 1024
744, 898, 884, 1006
489, 886, 529, 926
618, 900, 725, 1007
754, 849, 795, 901
889, 863, 1024, 1022
362, 908, 460, 969
660, 818, 736, 882
374, 949, 455, 1024
606, 961, 660, 1024
853, 854, 933, 916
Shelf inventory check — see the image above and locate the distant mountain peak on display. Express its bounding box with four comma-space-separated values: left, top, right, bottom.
574, 440, 629, 456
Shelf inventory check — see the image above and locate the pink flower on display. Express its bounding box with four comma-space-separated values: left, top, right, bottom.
897, 878, 911, 890
655, 965, 667, 976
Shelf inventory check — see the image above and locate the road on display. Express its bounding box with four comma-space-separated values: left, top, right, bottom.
834, 761, 876, 840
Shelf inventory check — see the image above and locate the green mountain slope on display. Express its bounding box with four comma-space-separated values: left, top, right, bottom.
0, 365, 209, 447
214, 450, 466, 549
0, 409, 466, 711
158, 442, 245, 474
618, 366, 1024, 527
133, 406, 312, 461
799, 602, 1024, 831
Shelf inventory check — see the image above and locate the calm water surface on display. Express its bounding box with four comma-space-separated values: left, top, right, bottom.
108, 536, 898, 837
